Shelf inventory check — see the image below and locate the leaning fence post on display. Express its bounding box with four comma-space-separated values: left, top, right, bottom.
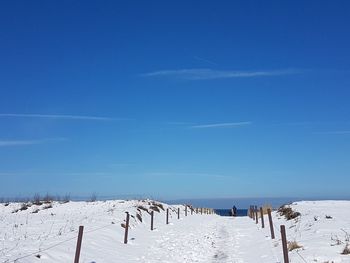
124, 212, 130, 244
151, 210, 154, 230
280, 225, 289, 263
74, 226, 84, 263
166, 208, 169, 224
267, 208, 275, 239
255, 206, 258, 224
260, 207, 265, 228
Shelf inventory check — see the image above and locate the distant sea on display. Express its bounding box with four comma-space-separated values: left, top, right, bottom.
215, 209, 248, 217
166, 197, 301, 210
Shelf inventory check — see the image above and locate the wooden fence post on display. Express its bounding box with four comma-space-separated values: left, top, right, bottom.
124, 212, 130, 244
260, 207, 265, 228
201, 208, 203, 215
185, 205, 187, 216
280, 225, 289, 263
255, 206, 258, 224
166, 208, 169, 224
74, 226, 84, 263
267, 208, 275, 239
151, 210, 154, 231
178, 207, 180, 219
191, 207, 193, 215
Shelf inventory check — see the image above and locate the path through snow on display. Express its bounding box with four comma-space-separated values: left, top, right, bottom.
127, 216, 281, 263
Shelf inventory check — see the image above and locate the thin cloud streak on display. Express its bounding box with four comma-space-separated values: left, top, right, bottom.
193, 56, 218, 66
0, 138, 66, 147
142, 68, 299, 80
0, 113, 122, 121
190, 122, 252, 129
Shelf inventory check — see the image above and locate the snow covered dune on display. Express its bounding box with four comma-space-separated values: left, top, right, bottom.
272, 200, 350, 262
1, 200, 350, 262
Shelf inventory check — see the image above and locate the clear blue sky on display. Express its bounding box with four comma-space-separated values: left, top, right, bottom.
1, 1, 350, 200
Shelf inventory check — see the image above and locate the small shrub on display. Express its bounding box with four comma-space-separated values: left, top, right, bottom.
20, 203, 30, 211
61, 193, 70, 204
121, 223, 126, 228
42, 204, 52, 210
32, 209, 39, 214
278, 205, 301, 220
288, 241, 303, 251
89, 193, 97, 202
326, 215, 333, 219
341, 243, 350, 255
43, 193, 53, 204
33, 193, 42, 205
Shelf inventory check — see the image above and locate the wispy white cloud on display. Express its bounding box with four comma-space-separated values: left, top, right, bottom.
141, 68, 299, 80
0, 138, 66, 147
0, 113, 121, 121
193, 56, 218, 66
190, 122, 252, 129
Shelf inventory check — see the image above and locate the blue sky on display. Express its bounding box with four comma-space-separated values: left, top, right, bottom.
1, 1, 350, 200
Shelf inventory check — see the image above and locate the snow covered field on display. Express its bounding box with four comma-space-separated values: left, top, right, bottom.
1, 200, 350, 262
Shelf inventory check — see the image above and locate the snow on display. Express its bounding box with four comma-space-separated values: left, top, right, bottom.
1, 200, 350, 262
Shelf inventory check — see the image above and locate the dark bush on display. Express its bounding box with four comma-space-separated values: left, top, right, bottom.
278, 205, 300, 220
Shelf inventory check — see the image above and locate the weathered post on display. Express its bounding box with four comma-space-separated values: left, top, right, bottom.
151, 210, 154, 231
267, 208, 275, 239
255, 206, 258, 224
280, 225, 289, 263
185, 205, 187, 216
124, 212, 130, 244
178, 207, 180, 219
191, 207, 193, 215
74, 226, 84, 263
166, 208, 169, 224
260, 207, 265, 228
201, 208, 203, 215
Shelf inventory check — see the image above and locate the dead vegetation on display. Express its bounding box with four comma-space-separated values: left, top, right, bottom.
278, 205, 301, 220
288, 241, 303, 251
341, 243, 350, 255
150, 206, 160, 212
151, 201, 164, 211
137, 205, 149, 213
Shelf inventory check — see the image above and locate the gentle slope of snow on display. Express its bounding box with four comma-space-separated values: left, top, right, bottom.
1, 200, 350, 262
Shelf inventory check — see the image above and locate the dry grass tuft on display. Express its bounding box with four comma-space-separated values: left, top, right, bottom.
278, 205, 301, 220
288, 241, 303, 251
137, 205, 149, 213
151, 202, 164, 211
341, 243, 350, 255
